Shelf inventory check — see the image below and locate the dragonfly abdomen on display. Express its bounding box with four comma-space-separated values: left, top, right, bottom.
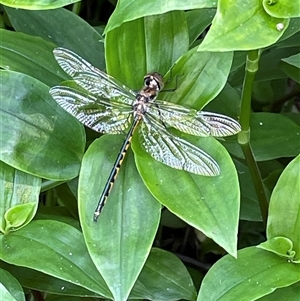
93, 116, 141, 221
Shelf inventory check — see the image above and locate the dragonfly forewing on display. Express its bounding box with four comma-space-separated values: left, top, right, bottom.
140, 114, 220, 176
73, 72, 136, 105
54, 48, 136, 105
50, 86, 133, 134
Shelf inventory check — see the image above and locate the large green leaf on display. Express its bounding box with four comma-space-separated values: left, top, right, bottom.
263, 155, 300, 262
0, 29, 65, 87
0, 220, 112, 298
198, 0, 289, 51
132, 132, 240, 256
0, 0, 79, 10
198, 247, 300, 301
131, 248, 197, 300
0, 161, 41, 234
4, 7, 105, 71
160, 48, 234, 109
105, 0, 216, 33
0, 71, 85, 180
78, 136, 161, 301
0, 262, 99, 297
106, 11, 189, 88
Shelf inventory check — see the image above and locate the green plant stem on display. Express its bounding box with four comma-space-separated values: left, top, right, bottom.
238, 50, 268, 226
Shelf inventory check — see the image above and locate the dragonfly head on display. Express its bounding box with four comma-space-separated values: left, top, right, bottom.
144, 72, 164, 92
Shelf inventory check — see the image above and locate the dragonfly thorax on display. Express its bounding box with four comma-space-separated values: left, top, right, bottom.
132, 72, 164, 116
132, 93, 153, 116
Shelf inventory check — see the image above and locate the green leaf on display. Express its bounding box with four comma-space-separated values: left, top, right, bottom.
234, 160, 262, 221
105, 0, 217, 33
161, 48, 234, 109
106, 11, 189, 87
185, 8, 216, 46
263, 0, 300, 18
0, 262, 99, 297
0, 71, 85, 180
0, 269, 25, 301
266, 155, 300, 262
227, 113, 300, 161
0, 220, 112, 298
132, 133, 240, 256
0, 161, 41, 234
282, 53, 300, 68
4, 7, 105, 71
78, 136, 161, 301
198, 247, 300, 301
0, 0, 79, 10
131, 248, 197, 300
258, 282, 300, 301
257, 46, 299, 81
0, 29, 63, 87
198, 0, 289, 51
281, 53, 300, 83
258, 237, 296, 260
0, 284, 17, 301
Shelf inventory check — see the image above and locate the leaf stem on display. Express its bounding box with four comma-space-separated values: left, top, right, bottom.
238, 50, 268, 226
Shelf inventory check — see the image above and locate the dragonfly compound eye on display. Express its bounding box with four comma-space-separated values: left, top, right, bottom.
144, 72, 164, 91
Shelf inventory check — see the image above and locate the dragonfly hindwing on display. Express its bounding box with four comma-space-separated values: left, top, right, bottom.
139, 114, 220, 176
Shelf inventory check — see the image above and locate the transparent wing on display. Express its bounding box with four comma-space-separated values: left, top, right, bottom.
150, 100, 241, 137
53, 47, 136, 105
50, 86, 133, 134
139, 114, 220, 176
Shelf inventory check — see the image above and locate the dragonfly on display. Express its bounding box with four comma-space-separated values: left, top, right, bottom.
49, 47, 241, 222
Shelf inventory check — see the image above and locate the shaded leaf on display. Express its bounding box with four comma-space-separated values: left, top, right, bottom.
281, 53, 300, 83
227, 113, 300, 161
0, 71, 85, 180
186, 9, 216, 46
0, 262, 99, 298
0, 268, 25, 301
4, 7, 105, 71
0, 220, 112, 298
0, 29, 63, 87
131, 248, 197, 300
